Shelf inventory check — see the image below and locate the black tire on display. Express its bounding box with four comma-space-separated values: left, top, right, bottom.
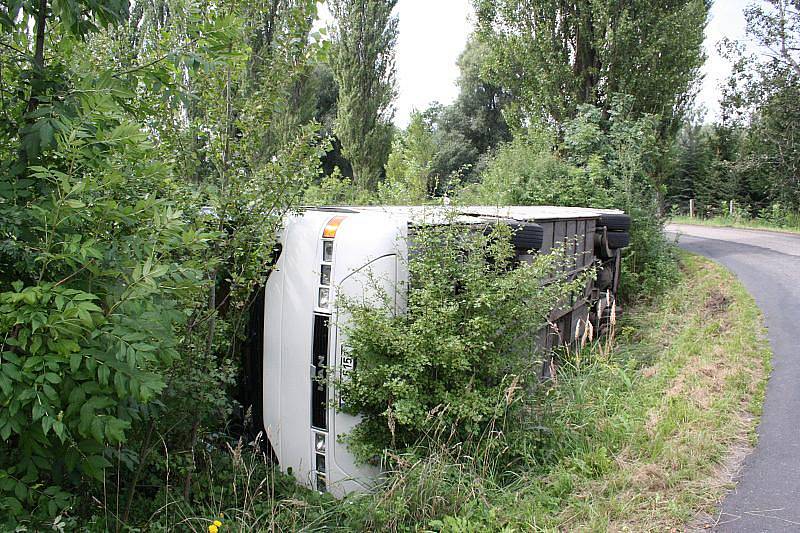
606, 231, 630, 249
599, 213, 631, 232
484, 220, 544, 252
508, 221, 544, 252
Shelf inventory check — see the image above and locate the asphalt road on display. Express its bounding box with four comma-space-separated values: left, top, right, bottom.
665, 224, 800, 532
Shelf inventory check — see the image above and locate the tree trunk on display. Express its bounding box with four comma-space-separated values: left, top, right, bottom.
573, 1, 600, 107
27, 0, 48, 114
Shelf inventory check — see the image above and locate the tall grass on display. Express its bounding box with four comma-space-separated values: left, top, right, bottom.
102, 253, 767, 532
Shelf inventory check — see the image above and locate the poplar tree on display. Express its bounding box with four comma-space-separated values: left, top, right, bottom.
475, 0, 709, 139
330, 0, 398, 190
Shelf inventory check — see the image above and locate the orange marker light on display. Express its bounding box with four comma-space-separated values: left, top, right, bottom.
322, 216, 347, 239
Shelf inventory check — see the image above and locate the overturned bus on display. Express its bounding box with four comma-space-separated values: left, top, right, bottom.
252, 206, 630, 497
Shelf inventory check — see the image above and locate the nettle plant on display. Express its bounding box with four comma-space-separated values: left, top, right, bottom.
339, 220, 587, 462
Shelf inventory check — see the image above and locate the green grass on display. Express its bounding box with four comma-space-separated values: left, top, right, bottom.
136, 253, 770, 532
528, 252, 771, 530
670, 214, 800, 234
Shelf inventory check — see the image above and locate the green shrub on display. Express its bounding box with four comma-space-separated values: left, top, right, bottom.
304, 168, 376, 205
0, 101, 213, 527
464, 99, 679, 299
464, 132, 611, 207
338, 218, 585, 462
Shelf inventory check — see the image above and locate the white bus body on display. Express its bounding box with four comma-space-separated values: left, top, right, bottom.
261, 206, 628, 497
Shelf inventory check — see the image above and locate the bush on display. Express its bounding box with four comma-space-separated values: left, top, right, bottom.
462, 132, 611, 208
463, 99, 679, 299
0, 102, 213, 527
338, 218, 585, 461
303, 168, 376, 206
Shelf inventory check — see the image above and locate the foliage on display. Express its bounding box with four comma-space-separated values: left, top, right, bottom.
0, 68, 211, 529
0, 0, 784, 528
330, 0, 398, 190
93, 0, 325, 527
464, 130, 610, 207
474, 0, 709, 138
719, 0, 800, 213
124, 255, 767, 532
426, 36, 512, 186
661, 1, 800, 221
465, 100, 678, 298
0, 0, 323, 526
383, 111, 438, 202
670, 212, 800, 232
0, 1, 188, 524
508, 255, 768, 530
338, 220, 585, 461
305, 62, 356, 179
664, 122, 740, 216
303, 168, 376, 205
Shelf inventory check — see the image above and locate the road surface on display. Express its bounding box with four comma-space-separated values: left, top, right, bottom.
666, 224, 800, 532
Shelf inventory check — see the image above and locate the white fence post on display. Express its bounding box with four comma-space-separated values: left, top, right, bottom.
729, 200, 734, 217
689, 199, 695, 219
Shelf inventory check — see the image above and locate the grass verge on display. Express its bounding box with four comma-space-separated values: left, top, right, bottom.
669, 215, 800, 234
530, 251, 771, 531
142, 252, 770, 532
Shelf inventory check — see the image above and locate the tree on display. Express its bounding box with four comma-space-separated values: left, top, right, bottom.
466, 100, 679, 297
0, 0, 210, 523
330, 0, 398, 190
474, 0, 709, 139
745, 0, 800, 78
305, 61, 355, 179
664, 123, 741, 215
721, 0, 800, 212
0, 0, 325, 524
93, 0, 327, 515
384, 111, 437, 200
0, 0, 129, 175
428, 36, 512, 185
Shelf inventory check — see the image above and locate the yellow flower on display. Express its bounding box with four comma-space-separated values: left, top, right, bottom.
208, 525, 218, 533
213, 520, 223, 527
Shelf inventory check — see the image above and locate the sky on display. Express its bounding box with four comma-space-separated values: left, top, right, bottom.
700, 0, 751, 120
318, 0, 752, 127
393, 0, 474, 127
316, 0, 474, 128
